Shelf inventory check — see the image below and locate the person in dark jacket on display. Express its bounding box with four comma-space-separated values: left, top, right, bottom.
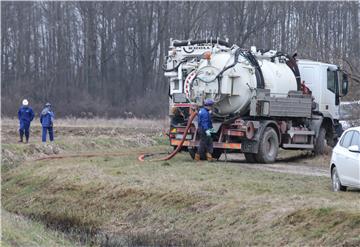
18, 99, 35, 143
40, 102, 55, 142
195, 99, 215, 161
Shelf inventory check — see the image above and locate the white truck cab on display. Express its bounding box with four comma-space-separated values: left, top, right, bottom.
298, 60, 349, 122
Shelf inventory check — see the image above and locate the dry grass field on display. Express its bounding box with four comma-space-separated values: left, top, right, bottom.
1, 118, 360, 246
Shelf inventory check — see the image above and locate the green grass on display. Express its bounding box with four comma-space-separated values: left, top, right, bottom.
2, 148, 360, 246
1, 130, 162, 172
2, 121, 359, 246
1, 210, 83, 247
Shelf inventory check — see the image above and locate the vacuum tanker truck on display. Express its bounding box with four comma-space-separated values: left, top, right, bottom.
164, 39, 349, 163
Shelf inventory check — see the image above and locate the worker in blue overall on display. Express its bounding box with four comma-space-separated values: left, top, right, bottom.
18, 99, 35, 143
195, 98, 215, 161
40, 102, 55, 142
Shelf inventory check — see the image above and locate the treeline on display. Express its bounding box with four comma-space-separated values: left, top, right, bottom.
1, 1, 359, 117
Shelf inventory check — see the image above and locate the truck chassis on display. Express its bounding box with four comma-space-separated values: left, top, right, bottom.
169, 89, 333, 163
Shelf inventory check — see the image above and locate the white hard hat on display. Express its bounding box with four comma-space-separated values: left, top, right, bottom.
22, 99, 29, 106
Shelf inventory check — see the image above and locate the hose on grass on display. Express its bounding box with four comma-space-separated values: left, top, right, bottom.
33, 112, 197, 163
138, 111, 197, 162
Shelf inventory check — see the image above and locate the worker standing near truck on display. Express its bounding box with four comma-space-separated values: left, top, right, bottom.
18, 99, 35, 143
195, 99, 215, 161
40, 102, 55, 142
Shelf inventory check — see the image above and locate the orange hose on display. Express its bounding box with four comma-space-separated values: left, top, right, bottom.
33, 112, 197, 163
138, 111, 198, 162
34, 150, 150, 162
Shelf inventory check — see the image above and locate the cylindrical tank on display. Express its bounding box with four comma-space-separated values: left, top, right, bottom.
186, 49, 298, 117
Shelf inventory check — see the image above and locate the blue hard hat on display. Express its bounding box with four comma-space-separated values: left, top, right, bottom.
204, 98, 214, 106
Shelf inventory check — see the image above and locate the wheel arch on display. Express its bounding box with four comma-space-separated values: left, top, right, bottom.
322, 117, 335, 138
330, 163, 336, 177
253, 120, 281, 146
309, 114, 334, 138
330, 164, 347, 191
264, 121, 281, 144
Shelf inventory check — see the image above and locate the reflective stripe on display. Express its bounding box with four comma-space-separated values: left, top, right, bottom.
226, 130, 245, 137
213, 143, 242, 149
171, 140, 191, 146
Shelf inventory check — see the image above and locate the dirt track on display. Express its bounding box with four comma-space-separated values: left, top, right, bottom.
240, 163, 327, 177
218, 153, 329, 177
28, 151, 329, 177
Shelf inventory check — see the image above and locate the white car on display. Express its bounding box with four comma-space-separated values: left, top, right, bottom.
330, 126, 360, 191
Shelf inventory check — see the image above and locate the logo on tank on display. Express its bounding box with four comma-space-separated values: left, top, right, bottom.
183, 46, 211, 53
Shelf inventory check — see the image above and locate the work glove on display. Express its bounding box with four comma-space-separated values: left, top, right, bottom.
205, 129, 211, 136
209, 128, 216, 133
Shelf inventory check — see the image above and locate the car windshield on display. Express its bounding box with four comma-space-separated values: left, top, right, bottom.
341, 131, 354, 148
350, 131, 360, 147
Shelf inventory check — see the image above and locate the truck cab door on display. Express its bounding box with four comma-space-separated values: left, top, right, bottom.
324, 68, 340, 120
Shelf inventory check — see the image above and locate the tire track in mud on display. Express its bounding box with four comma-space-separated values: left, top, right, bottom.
218, 153, 329, 177
32, 151, 329, 177
239, 163, 328, 177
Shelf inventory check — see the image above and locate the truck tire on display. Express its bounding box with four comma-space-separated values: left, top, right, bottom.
256, 127, 279, 163
314, 127, 326, 155
244, 153, 258, 163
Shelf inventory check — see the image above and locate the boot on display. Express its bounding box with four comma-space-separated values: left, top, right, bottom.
18, 134, 23, 143
194, 153, 201, 161
206, 152, 214, 162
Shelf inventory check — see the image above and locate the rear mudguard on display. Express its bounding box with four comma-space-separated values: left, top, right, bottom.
241, 120, 280, 154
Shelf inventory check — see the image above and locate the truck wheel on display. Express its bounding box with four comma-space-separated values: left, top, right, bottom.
314, 127, 326, 155
244, 153, 257, 163
256, 127, 279, 163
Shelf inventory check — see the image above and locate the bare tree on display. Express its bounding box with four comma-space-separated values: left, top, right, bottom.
1, 1, 359, 117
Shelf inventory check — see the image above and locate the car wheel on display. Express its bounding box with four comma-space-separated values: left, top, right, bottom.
331, 167, 347, 192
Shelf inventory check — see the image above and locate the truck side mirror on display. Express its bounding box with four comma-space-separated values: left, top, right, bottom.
342, 74, 349, 96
